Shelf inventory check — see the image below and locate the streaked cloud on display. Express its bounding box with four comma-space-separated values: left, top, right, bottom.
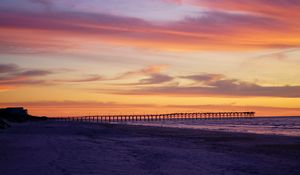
1, 1, 299, 52
0, 63, 56, 88
111, 65, 173, 85
55, 75, 104, 83
138, 74, 173, 85
192, 0, 300, 18
180, 74, 225, 83
0, 64, 19, 73
166, 0, 300, 18
108, 73, 300, 98
115, 65, 168, 79
18, 70, 53, 76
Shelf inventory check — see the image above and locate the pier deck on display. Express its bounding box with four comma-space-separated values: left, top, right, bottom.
51, 111, 255, 123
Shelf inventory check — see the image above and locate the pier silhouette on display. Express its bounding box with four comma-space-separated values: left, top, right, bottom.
52, 111, 255, 123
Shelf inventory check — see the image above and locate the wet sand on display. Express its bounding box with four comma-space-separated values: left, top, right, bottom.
0, 121, 300, 175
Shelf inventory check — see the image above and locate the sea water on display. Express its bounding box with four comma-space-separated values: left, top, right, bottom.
125, 116, 300, 137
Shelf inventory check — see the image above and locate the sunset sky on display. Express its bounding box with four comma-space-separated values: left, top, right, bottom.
0, 0, 300, 116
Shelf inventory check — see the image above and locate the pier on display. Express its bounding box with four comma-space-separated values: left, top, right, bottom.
51, 111, 255, 123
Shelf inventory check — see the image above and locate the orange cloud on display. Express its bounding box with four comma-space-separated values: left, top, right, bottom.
193, 0, 300, 18
1, 7, 299, 52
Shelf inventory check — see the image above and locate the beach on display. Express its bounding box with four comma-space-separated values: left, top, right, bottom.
1, 121, 300, 175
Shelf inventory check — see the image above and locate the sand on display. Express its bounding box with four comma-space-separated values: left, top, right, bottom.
0, 121, 300, 175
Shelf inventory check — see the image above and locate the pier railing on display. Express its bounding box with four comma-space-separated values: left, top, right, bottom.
50, 111, 255, 123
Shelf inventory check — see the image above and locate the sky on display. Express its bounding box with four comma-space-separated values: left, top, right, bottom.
0, 0, 300, 117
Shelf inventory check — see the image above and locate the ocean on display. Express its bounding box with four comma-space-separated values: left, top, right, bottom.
124, 116, 300, 137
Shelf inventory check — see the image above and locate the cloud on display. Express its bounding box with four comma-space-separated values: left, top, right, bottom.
1, 4, 299, 52
238, 48, 300, 72
0, 63, 55, 87
30, 0, 53, 10
138, 74, 173, 85
192, 0, 300, 18
18, 70, 53, 76
110, 65, 173, 85
108, 73, 300, 98
55, 74, 104, 83
0, 100, 154, 108
0, 79, 47, 86
115, 64, 168, 79
166, 0, 300, 19
252, 49, 299, 61
110, 64, 170, 84
0, 64, 171, 88
0, 63, 54, 77
180, 74, 225, 83
0, 63, 19, 73
0, 63, 110, 87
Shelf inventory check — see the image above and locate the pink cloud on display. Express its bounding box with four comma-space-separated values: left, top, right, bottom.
1, 6, 299, 52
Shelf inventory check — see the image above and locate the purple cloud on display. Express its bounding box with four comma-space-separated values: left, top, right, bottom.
108, 73, 300, 98
0, 63, 19, 73
0, 63, 55, 87
180, 74, 225, 83
139, 74, 173, 85
55, 75, 104, 83
18, 70, 53, 76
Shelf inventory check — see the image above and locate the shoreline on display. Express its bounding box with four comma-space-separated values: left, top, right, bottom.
1, 121, 300, 175
46, 115, 300, 137
111, 122, 300, 138
112, 121, 300, 138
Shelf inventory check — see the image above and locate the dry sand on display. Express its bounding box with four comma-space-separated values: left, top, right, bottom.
0, 121, 300, 175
